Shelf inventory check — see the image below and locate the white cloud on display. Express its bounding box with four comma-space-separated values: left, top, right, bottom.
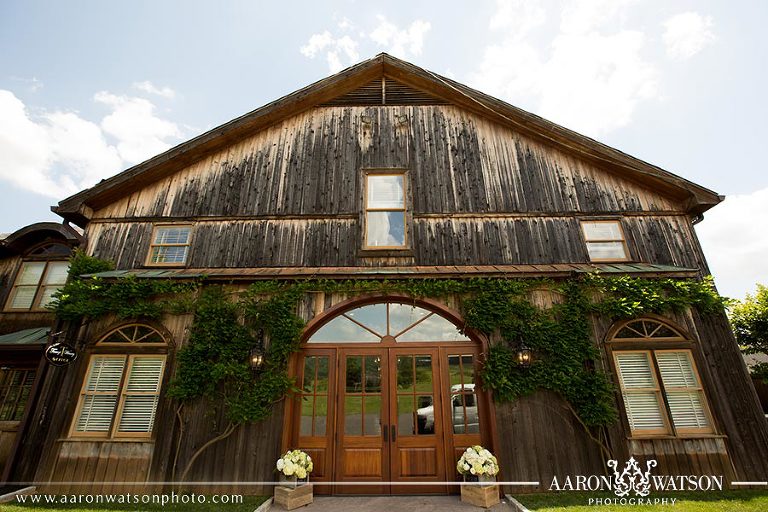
696, 188, 768, 300
299, 16, 430, 72
132, 80, 176, 99
663, 12, 716, 60
95, 91, 182, 163
470, 0, 657, 137
300, 31, 359, 73
0, 88, 182, 199
489, 0, 546, 33
368, 16, 431, 58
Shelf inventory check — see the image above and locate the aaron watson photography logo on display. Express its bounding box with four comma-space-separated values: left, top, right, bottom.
549, 457, 724, 506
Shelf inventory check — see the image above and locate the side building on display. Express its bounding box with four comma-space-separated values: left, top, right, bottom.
7, 54, 768, 495
0, 223, 81, 476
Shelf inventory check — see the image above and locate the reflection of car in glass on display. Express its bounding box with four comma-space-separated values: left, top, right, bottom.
416, 384, 478, 434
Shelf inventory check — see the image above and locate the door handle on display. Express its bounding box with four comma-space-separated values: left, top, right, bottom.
391, 425, 397, 442
383, 425, 388, 442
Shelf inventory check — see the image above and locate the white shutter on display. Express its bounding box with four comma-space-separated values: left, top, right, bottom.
10, 287, 37, 309
75, 356, 126, 433
656, 351, 710, 430
117, 356, 165, 433
615, 352, 666, 432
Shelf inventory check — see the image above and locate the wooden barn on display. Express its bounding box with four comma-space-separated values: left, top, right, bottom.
6, 54, 768, 496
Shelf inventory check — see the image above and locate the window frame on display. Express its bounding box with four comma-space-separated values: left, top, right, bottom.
608, 319, 715, 439
4, 260, 70, 312
362, 169, 409, 250
69, 324, 168, 440
145, 223, 193, 267
0, 367, 37, 422
580, 219, 631, 263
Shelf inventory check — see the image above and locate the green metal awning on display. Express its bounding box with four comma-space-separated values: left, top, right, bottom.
0, 327, 50, 345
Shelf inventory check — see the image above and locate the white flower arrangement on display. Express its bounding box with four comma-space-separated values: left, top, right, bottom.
456, 445, 499, 477
276, 449, 314, 480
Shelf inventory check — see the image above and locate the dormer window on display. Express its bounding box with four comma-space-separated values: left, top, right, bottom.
146, 225, 192, 266
581, 220, 630, 262
364, 172, 407, 249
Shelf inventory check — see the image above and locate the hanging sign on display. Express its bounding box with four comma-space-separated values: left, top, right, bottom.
45, 342, 78, 367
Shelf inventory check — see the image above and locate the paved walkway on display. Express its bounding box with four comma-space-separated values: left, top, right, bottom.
271, 495, 520, 511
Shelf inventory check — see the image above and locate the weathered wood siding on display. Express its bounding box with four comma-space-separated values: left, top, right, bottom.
86, 215, 706, 270
83, 105, 696, 271
93, 106, 680, 221
494, 391, 605, 493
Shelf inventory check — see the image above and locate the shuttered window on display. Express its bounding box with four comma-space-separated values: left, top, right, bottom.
614, 352, 667, 434
5, 261, 69, 310
655, 351, 710, 432
71, 324, 167, 439
610, 319, 713, 437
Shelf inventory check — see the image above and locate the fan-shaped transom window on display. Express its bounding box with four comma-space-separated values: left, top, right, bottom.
613, 319, 684, 341
99, 324, 166, 345
308, 302, 470, 343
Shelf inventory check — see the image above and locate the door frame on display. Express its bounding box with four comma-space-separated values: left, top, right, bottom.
281, 295, 499, 495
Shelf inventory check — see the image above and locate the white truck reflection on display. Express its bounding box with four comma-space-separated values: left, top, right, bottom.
416, 384, 479, 434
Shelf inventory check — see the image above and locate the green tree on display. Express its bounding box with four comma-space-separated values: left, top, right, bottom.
729, 284, 768, 383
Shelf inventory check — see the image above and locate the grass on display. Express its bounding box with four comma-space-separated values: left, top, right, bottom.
517, 490, 768, 511
3, 494, 267, 512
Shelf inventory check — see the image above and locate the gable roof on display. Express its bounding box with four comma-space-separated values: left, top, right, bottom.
53, 53, 722, 226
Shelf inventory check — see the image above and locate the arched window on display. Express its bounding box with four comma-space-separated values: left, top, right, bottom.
5, 243, 72, 311
609, 318, 713, 437
307, 302, 470, 343
71, 324, 168, 439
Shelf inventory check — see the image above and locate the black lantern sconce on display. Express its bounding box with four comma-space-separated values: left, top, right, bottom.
249, 330, 266, 373
515, 340, 533, 368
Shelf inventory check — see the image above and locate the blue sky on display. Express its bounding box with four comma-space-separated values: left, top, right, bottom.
1, 0, 766, 298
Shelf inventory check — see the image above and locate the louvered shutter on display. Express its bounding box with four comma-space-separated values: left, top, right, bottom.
656, 351, 710, 430
75, 356, 126, 433
117, 356, 165, 433
9, 262, 45, 309
614, 352, 667, 432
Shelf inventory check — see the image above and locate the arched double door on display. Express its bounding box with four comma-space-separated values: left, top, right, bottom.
285, 300, 493, 495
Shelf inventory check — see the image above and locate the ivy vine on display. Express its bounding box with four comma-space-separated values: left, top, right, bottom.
51, 252, 727, 470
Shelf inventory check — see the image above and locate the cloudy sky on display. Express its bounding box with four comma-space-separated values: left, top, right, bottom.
1, 0, 766, 299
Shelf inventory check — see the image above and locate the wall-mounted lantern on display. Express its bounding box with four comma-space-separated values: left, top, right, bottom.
249, 330, 266, 372
516, 341, 533, 368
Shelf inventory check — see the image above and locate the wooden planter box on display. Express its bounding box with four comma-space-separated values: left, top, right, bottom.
274, 483, 313, 510
460, 483, 500, 508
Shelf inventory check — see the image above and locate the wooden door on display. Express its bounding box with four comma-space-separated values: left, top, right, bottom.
335, 349, 389, 494
389, 348, 447, 494
294, 349, 336, 489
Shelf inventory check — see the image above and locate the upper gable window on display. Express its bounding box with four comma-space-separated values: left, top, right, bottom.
364, 172, 407, 249
5, 261, 69, 311
147, 225, 192, 266
581, 220, 630, 262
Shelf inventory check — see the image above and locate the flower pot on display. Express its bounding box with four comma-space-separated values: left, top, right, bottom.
463, 474, 496, 487
275, 482, 313, 510
461, 481, 499, 508
278, 474, 309, 489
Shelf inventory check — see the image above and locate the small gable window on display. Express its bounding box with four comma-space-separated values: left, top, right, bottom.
5, 261, 69, 311
581, 220, 630, 262
364, 172, 407, 249
147, 225, 192, 266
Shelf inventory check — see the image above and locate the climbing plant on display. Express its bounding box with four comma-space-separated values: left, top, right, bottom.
50, 253, 727, 475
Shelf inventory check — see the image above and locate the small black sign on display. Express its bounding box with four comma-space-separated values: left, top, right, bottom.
45, 342, 78, 367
